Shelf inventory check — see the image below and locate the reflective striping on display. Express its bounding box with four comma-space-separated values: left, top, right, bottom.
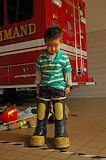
0, 82, 95, 90
72, 82, 96, 85
0, 84, 37, 89
48, 113, 52, 118
37, 103, 46, 120
20, 120, 26, 127
0, 38, 45, 53
8, 109, 16, 115
0, 38, 87, 58
55, 103, 63, 120
20, 122, 23, 127
51, 96, 66, 100
37, 96, 51, 101
62, 50, 87, 59
0, 46, 46, 57
61, 43, 87, 57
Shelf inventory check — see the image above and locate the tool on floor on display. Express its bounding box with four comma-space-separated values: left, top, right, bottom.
0, 115, 37, 131
0, 103, 70, 131
17, 106, 37, 120
26, 116, 37, 127
0, 104, 38, 131
0, 104, 37, 123
8, 115, 37, 130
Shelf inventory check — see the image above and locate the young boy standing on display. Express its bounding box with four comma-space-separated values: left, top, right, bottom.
30, 27, 72, 149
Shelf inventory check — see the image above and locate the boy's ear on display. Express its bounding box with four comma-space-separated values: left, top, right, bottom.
61, 40, 63, 44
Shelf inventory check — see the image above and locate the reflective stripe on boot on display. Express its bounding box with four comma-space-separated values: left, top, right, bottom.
55, 137, 70, 149
30, 135, 45, 147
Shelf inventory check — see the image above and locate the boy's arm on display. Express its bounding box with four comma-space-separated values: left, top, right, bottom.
36, 84, 40, 95
34, 70, 42, 94
63, 54, 72, 94
64, 71, 72, 94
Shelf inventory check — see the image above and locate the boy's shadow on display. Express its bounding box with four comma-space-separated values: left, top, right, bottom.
46, 137, 55, 149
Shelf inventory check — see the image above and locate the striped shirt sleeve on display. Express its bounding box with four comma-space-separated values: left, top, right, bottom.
34, 70, 42, 84
64, 55, 72, 73
64, 71, 73, 86
35, 58, 41, 71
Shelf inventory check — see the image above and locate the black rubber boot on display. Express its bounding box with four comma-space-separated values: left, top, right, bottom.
52, 99, 70, 149
30, 99, 50, 147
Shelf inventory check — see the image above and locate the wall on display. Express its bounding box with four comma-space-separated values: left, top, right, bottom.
69, 0, 106, 98
84, 0, 106, 32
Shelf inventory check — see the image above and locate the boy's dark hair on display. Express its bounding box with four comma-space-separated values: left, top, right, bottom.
44, 27, 62, 43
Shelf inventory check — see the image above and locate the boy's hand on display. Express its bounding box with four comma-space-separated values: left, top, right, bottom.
36, 84, 40, 95
65, 86, 70, 94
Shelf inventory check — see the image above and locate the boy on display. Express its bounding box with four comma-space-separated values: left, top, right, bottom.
30, 27, 72, 149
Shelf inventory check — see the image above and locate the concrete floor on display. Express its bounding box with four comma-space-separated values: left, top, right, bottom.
0, 98, 106, 160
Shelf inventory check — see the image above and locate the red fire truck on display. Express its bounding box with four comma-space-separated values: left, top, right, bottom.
0, 0, 95, 98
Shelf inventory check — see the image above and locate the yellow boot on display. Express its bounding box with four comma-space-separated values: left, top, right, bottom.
30, 99, 50, 147
52, 98, 70, 149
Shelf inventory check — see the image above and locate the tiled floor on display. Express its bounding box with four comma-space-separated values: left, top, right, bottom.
0, 98, 106, 160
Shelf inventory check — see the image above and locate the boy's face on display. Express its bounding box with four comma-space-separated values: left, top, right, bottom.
46, 38, 62, 55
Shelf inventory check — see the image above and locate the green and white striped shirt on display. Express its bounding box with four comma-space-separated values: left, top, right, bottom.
35, 50, 72, 90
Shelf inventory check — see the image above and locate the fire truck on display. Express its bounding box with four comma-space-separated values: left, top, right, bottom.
0, 0, 95, 99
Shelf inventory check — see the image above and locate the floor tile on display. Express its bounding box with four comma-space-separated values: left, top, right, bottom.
12, 145, 35, 153
92, 136, 106, 142
97, 132, 106, 137
0, 143, 19, 150
41, 157, 62, 160
0, 148, 10, 155
15, 153, 43, 160
85, 140, 106, 149
98, 147, 106, 157
0, 150, 25, 160
70, 138, 91, 146
67, 154, 93, 160
0, 98, 106, 159
63, 144, 82, 152
76, 135, 95, 140
47, 151, 70, 160
30, 148, 51, 156
77, 146, 101, 155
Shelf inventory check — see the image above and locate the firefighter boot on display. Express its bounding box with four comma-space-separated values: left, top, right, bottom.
30, 99, 50, 147
52, 99, 70, 149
